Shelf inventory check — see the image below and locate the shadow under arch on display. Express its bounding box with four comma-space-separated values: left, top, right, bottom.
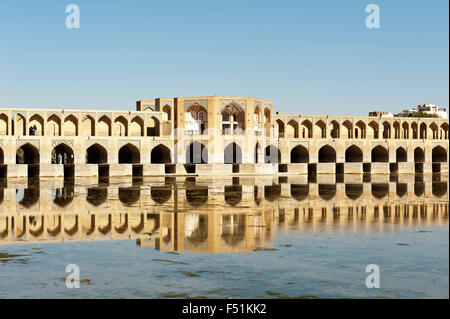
83, 215, 96, 236
345, 145, 363, 162
290, 145, 309, 163
29, 216, 45, 237
224, 185, 242, 206
114, 214, 128, 234
53, 184, 74, 207
371, 145, 389, 162
290, 184, 309, 201
64, 215, 78, 236
371, 183, 389, 199
414, 182, 425, 197
151, 185, 172, 204
119, 143, 140, 164
254, 185, 262, 206
318, 145, 336, 163
414, 147, 425, 163
131, 214, 145, 233
186, 181, 208, 206
86, 143, 108, 164
98, 215, 112, 235
345, 184, 363, 200
432, 182, 447, 197
396, 147, 407, 162
264, 184, 281, 202
319, 184, 336, 200
0, 217, 7, 239
86, 187, 107, 206
17, 187, 40, 208
151, 144, 172, 163
47, 216, 61, 237
396, 183, 407, 197
432, 146, 447, 163
118, 187, 140, 206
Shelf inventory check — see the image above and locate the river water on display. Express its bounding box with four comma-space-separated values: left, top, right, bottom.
0, 174, 448, 298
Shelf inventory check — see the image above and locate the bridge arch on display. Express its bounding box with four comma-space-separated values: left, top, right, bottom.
224, 142, 242, 164
186, 142, 208, 164
16, 143, 39, 164
46, 114, 61, 136
151, 185, 172, 204
0, 113, 8, 135
318, 145, 336, 163
345, 145, 363, 162
52, 143, 74, 164
28, 114, 44, 136
86, 143, 108, 164
63, 115, 78, 136
319, 184, 336, 200
224, 185, 242, 206
130, 116, 144, 136
432, 146, 447, 163
371, 145, 388, 162
119, 143, 140, 164
414, 147, 425, 163
345, 184, 363, 200
291, 145, 309, 163
119, 187, 140, 206
151, 144, 171, 163
265, 145, 281, 163
396, 147, 407, 162
290, 184, 308, 201
113, 116, 128, 136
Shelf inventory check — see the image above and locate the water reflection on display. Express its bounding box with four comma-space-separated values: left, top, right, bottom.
0, 174, 448, 253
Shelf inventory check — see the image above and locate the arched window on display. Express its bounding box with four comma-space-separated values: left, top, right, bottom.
185, 103, 207, 134
221, 103, 245, 134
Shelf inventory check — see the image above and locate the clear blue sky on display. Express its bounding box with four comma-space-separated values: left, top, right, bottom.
0, 0, 448, 115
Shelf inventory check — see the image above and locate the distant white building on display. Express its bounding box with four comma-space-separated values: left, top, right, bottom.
397, 104, 448, 119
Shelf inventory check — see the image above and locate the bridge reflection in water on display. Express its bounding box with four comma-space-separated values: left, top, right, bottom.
0, 174, 448, 253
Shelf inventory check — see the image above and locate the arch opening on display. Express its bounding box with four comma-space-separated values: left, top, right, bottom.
345, 145, 363, 162
186, 142, 208, 164
151, 144, 172, 163
118, 144, 140, 164
86, 144, 108, 164
224, 143, 242, 164
52, 143, 74, 164
432, 146, 447, 163
396, 147, 407, 162
151, 186, 172, 204
16, 143, 40, 164
414, 147, 425, 163
319, 184, 336, 200
318, 145, 336, 163
291, 184, 308, 201
119, 187, 140, 206
345, 184, 363, 200
290, 145, 309, 163
264, 145, 281, 164
224, 185, 242, 206
371, 146, 388, 162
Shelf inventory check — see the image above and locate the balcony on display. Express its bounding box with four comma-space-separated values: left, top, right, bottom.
221, 129, 245, 135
